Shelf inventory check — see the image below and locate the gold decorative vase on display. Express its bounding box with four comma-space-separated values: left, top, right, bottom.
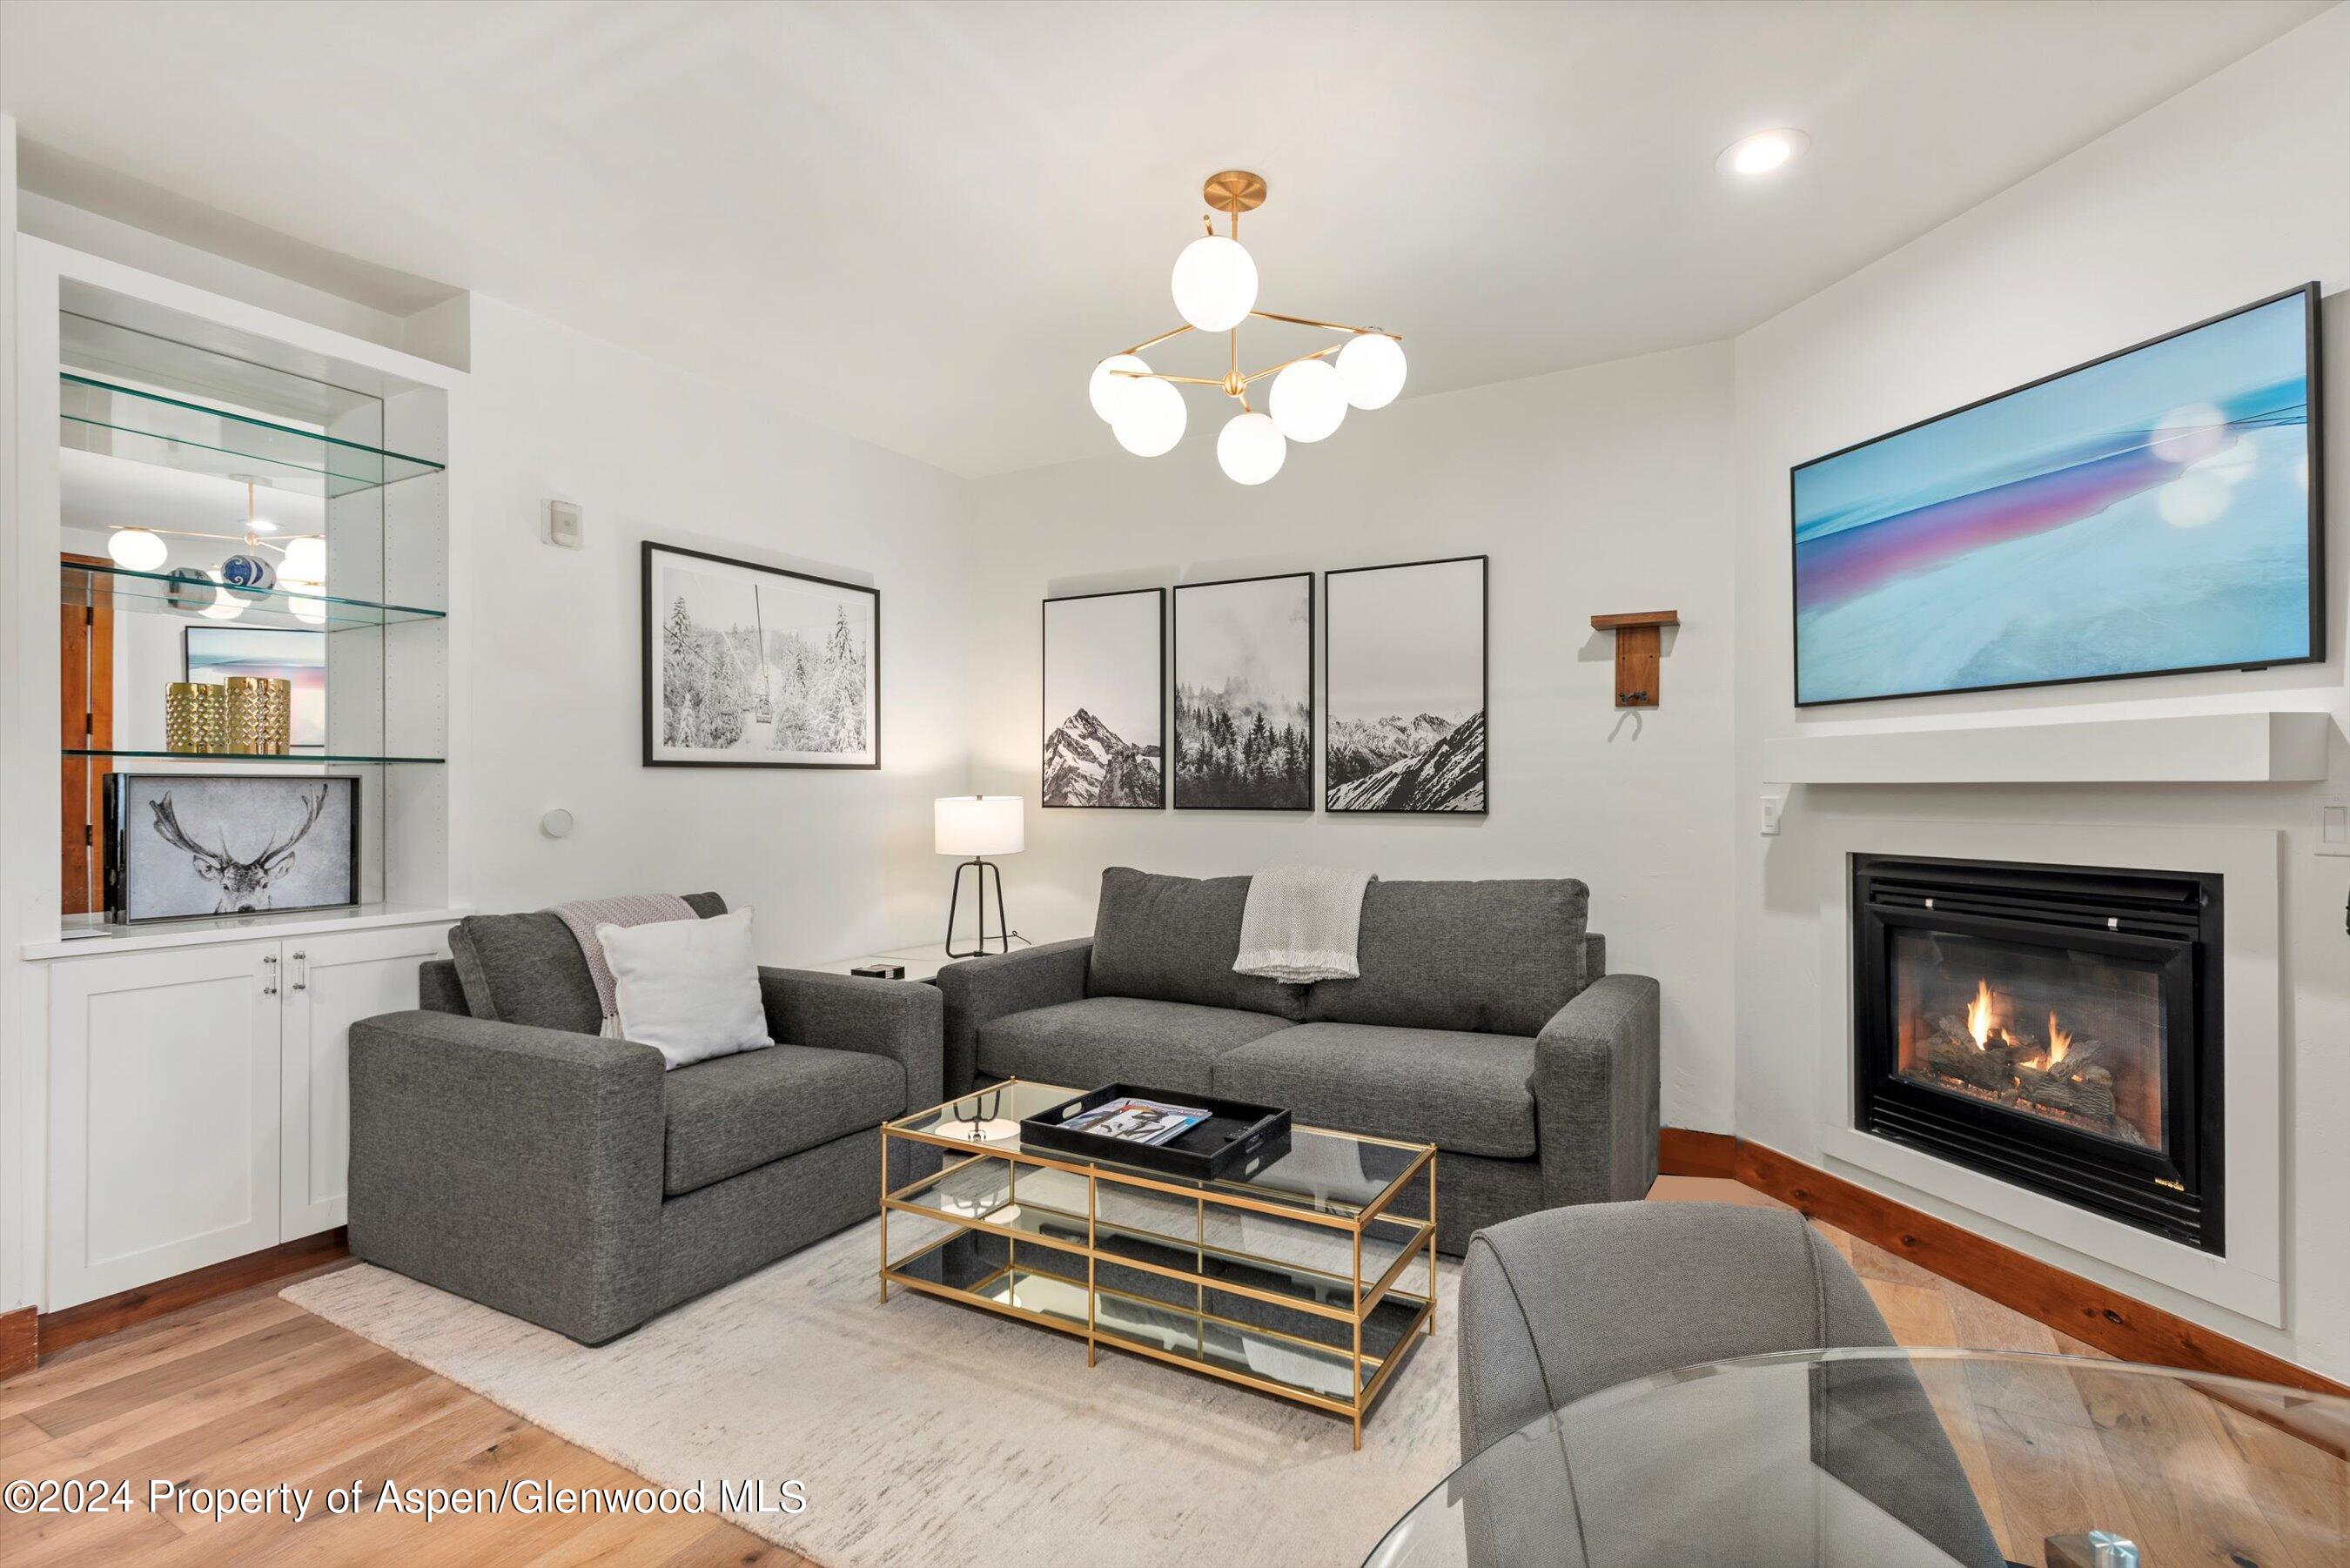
224, 676, 269, 755
258, 677, 293, 755
164, 682, 227, 754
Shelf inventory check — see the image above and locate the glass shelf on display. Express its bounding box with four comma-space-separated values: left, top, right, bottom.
64, 749, 446, 765
59, 373, 445, 498
63, 560, 446, 632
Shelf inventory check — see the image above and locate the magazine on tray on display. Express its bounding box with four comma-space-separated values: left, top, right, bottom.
1061, 1096, 1212, 1147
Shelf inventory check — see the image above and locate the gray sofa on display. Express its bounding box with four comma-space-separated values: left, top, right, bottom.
348, 894, 942, 1344
937, 868, 1660, 1254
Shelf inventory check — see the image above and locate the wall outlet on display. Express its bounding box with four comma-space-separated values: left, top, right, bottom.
543, 499, 583, 549
1759, 794, 1785, 835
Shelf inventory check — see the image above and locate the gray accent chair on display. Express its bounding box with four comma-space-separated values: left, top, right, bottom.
937, 868, 1660, 1254
349, 894, 942, 1345
1454, 1202, 2005, 1568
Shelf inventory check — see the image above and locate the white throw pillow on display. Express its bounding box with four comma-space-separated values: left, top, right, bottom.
597, 908, 774, 1069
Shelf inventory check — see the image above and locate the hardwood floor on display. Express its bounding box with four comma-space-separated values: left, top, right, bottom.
3, 1187, 2339, 1565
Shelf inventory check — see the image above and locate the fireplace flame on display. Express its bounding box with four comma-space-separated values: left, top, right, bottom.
1965, 980, 1994, 1049
2048, 1012, 2071, 1067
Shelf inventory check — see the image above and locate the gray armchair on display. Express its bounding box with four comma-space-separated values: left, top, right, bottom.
1454, 1202, 2004, 1568
349, 897, 941, 1344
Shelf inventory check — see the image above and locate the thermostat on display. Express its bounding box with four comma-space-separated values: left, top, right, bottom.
543, 499, 583, 549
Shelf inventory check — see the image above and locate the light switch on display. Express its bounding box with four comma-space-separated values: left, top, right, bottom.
1759, 794, 1784, 836
2319, 799, 2350, 857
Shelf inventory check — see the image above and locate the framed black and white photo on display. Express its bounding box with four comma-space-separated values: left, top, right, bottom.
642, 541, 879, 768
1173, 572, 1313, 811
1324, 555, 1487, 813
1041, 588, 1165, 808
104, 774, 358, 923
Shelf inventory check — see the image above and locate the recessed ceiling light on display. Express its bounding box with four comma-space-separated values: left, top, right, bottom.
1719, 128, 1810, 178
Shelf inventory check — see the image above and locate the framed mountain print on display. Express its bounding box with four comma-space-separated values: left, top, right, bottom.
1173, 572, 1313, 810
643, 541, 879, 768
1324, 555, 1487, 813
1041, 587, 1165, 808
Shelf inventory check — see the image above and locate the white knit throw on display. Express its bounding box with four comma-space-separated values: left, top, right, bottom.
549, 893, 698, 1034
1232, 865, 1374, 983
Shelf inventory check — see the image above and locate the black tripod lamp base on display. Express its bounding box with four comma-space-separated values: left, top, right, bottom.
944, 858, 1010, 959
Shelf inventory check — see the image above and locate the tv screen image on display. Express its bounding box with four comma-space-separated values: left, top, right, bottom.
1791, 285, 2320, 706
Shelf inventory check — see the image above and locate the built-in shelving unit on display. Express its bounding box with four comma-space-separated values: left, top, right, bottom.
59, 372, 445, 496
1761, 712, 2333, 785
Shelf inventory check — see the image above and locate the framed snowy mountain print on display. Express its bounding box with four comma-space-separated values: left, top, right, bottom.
1173, 572, 1313, 811
1324, 556, 1487, 813
1041, 587, 1165, 808
642, 541, 879, 768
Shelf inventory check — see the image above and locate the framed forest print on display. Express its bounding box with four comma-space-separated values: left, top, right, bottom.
1041, 587, 1165, 808
1173, 572, 1313, 810
1325, 555, 1487, 813
643, 541, 879, 768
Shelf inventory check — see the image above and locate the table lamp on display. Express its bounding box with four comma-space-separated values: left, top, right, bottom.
936, 795, 1024, 958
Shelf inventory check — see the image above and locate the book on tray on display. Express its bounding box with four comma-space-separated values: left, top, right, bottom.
1058, 1096, 1211, 1147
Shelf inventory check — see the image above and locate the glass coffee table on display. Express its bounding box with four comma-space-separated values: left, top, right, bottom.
880, 1079, 1438, 1448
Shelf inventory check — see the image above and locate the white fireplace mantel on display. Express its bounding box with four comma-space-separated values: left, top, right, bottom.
1763, 710, 2331, 786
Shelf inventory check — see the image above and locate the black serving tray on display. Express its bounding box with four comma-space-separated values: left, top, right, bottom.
1023, 1083, 1292, 1183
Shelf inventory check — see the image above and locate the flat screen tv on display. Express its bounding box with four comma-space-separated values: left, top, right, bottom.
1791, 284, 2323, 707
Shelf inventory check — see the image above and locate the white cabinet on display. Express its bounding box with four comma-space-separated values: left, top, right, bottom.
279, 924, 449, 1240
44, 921, 449, 1310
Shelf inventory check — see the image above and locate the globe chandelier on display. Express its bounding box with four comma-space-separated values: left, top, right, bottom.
1089, 171, 1407, 486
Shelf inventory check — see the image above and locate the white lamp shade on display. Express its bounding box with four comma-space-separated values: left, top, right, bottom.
1268, 358, 1347, 443
200, 581, 245, 621
1171, 235, 1259, 332
936, 795, 1024, 857
107, 527, 169, 571
1113, 376, 1187, 457
1088, 354, 1151, 423
1337, 332, 1407, 410
279, 535, 327, 586
1217, 411, 1286, 485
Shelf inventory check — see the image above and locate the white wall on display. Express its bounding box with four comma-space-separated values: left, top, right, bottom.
1731, 5, 2350, 1374
453, 296, 972, 966
964, 344, 1741, 1132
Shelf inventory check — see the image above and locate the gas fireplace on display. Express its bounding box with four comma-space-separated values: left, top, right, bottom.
1852, 854, 2223, 1253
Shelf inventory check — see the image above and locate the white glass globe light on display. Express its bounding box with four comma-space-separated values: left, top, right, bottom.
107, 527, 169, 572
201, 580, 245, 621
279, 535, 328, 586
1113, 376, 1187, 457
290, 594, 327, 626
1171, 236, 1259, 333
1337, 333, 1407, 411
1088, 355, 1152, 424
1217, 412, 1286, 486
1269, 358, 1348, 443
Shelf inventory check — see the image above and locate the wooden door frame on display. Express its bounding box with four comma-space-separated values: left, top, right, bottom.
60, 552, 114, 915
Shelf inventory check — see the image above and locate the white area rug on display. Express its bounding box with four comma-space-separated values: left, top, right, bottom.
284, 1220, 1460, 1568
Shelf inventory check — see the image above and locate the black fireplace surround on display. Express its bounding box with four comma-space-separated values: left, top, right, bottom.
1852, 854, 2223, 1253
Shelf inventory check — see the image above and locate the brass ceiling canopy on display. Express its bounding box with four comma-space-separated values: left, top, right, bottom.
1087, 171, 1407, 485
1202, 169, 1267, 215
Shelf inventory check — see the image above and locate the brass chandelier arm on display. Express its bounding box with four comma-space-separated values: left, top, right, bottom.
1118, 322, 1198, 358
1111, 371, 1225, 386
1241, 342, 1345, 386
1248, 308, 1400, 340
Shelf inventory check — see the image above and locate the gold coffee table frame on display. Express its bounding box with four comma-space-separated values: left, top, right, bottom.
881, 1079, 1437, 1449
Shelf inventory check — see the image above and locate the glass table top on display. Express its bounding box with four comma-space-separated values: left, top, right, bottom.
1363, 1347, 2350, 1568
889, 1080, 1430, 1223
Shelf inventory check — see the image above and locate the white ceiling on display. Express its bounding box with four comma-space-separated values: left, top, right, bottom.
0, 0, 2331, 477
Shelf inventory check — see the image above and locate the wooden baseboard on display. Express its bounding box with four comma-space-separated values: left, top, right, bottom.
1728, 1139, 2347, 1397
31, 1228, 350, 1364
1658, 1127, 1737, 1178
0, 1306, 34, 1378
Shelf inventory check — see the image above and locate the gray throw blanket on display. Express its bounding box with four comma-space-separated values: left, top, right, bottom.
1232, 865, 1374, 983
549, 892, 697, 1035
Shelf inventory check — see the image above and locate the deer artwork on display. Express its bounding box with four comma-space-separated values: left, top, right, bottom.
147, 787, 331, 915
